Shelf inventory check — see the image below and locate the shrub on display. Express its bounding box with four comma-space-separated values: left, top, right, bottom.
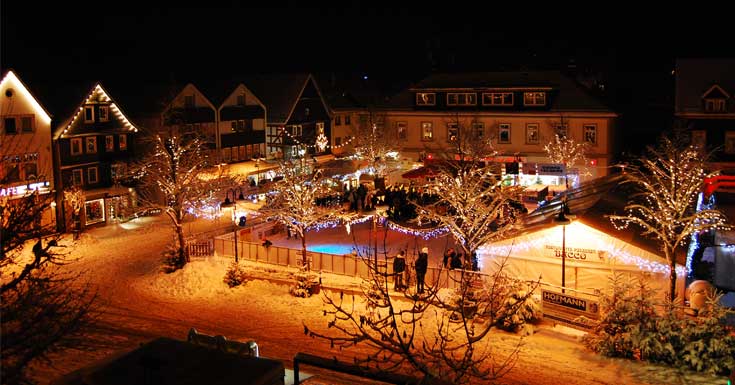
161, 243, 186, 273
223, 261, 248, 288
583, 273, 735, 375
493, 278, 543, 334
290, 267, 320, 298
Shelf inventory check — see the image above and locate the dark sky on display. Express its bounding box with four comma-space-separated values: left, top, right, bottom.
2, 2, 732, 98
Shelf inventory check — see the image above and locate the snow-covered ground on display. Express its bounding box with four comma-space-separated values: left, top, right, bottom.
28, 215, 724, 385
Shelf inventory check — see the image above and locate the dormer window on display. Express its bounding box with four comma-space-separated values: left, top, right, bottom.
523, 92, 546, 106
416, 92, 436, 106
84, 106, 95, 122
99, 106, 110, 122
705, 98, 726, 113
447, 93, 476, 106
702, 85, 729, 113
482, 92, 514, 106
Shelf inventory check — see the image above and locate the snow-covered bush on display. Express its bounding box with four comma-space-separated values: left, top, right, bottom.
161, 243, 186, 273
492, 279, 543, 334
290, 267, 320, 298
223, 261, 248, 288
583, 273, 735, 375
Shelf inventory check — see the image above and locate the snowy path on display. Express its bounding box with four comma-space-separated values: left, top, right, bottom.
29, 216, 722, 385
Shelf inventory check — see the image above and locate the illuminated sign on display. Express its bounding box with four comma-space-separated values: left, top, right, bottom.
537, 163, 566, 176
544, 245, 606, 262
0, 181, 50, 198
541, 290, 599, 330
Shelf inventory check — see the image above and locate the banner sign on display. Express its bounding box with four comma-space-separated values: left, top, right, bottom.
541, 290, 599, 330
537, 163, 566, 176
544, 245, 606, 262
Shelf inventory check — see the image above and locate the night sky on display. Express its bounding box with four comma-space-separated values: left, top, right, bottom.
2, 3, 732, 112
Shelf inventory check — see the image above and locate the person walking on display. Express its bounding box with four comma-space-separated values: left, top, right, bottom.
393, 250, 406, 291
415, 247, 429, 294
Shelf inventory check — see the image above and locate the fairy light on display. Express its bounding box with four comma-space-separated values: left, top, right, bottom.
61, 83, 138, 137
279, 127, 354, 149
385, 220, 450, 240
0, 71, 52, 126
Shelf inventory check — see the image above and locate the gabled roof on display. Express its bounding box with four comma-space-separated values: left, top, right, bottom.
240, 73, 330, 125
702, 84, 730, 100
382, 71, 614, 112
675, 58, 735, 114
0, 69, 53, 124
54, 83, 139, 139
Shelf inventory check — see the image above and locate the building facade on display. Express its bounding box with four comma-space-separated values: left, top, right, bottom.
54, 84, 139, 228
0, 70, 57, 229
377, 71, 617, 189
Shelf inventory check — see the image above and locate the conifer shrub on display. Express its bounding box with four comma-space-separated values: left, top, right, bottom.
223, 261, 248, 288
161, 243, 186, 273
583, 273, 735, 375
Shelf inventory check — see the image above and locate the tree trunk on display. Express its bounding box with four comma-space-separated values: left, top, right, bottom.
301, 232, 309, 271
666, 247, 676, 303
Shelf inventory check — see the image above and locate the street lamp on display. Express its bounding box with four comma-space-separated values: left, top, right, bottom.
221, 187, 246, 263
553, 198, 573, 293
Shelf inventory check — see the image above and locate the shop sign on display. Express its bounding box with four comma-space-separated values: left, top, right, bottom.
538, 163, 566, 176
544, 245, 606, 262
522, 162, 537, 175
541, 289, 599, 330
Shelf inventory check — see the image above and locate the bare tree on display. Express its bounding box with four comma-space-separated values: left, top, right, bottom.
543, 120, 590, 190
351, 110, 401, 179
64, 185, 85, 240
1, 181, 96, 383
259, 161, 338, 271
305, 239, 537, 384
129, 126, 231, 270
608, 130, 730, 302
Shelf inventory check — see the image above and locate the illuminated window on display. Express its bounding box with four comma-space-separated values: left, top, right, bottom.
84, 106, 94, 122
416, 93, 436, 106
111, 163, 126, 181
4, 118, 17, 134
472, 122, 484, 139
555, 124, 568, 138
447, 93, 477, 106
317, 122, 324, 135
105, 135, 114, 152
21, 116, 33, 132
87, 167, 98, 184
725, 131, 735, 154
396, 121, 407, 139
498, 123, 511, 144
85, 137, 97, 153
72, 169, 83, 186
447, 122, 458, 142
583, 124, 597, 145
526, 123, 539, 144
421, 122, 433, 140
71, 138, 83, 155
119, 135, 127, 150
98, 106, 109, 122
523, 92, 546, 106
482, 92, 514, 106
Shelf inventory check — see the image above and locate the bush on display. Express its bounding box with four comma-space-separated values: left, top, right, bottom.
290, 267, 320, 298
583, 273, 735, 375
492, 278, 543, 334
224, 261, 248, 288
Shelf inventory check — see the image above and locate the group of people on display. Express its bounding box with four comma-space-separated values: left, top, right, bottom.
391, 246, 431, 294
442, 247, 479, 271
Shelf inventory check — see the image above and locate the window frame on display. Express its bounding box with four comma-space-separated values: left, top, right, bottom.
334, 115, 341, 126
446, 92, 477, 106
344, 115, 351, 125
236, 95, 245, 106
472, 122, 484, 139
396, 121, 407, 140
525, 123, 540, 144
71, 138, 83, 155
87, 166, 99, 184
85, 137, 97, 154
523, 92, 546, 106
555, 124, 568, 138
447, 122, 459, 142
98, 106, 110, 122
725, 131, 735, 154
72, 169, 84, 186
583, 124, 597, 145
482, 92, 514, 106
4, 117, 17, 135
20, 116, 34, 133
84, 106, 95, 122
416, 93, 436, 106
498, 123, 511, 144
421, 121, 434, 141
119, 135, 127, 150
705, 98, 726, 113
105, 135, 115, 152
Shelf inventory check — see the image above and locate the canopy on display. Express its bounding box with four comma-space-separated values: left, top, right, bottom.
478, 220, 686, 298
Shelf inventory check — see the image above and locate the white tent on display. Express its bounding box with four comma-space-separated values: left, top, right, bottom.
478, 221, 686, 298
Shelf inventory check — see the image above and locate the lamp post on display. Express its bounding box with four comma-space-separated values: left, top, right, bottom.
553, 199, 572, 293
221, 187, 245, 263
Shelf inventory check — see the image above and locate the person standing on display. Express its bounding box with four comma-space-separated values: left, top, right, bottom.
393, 250, 406, 291
415, 247, 429, 294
